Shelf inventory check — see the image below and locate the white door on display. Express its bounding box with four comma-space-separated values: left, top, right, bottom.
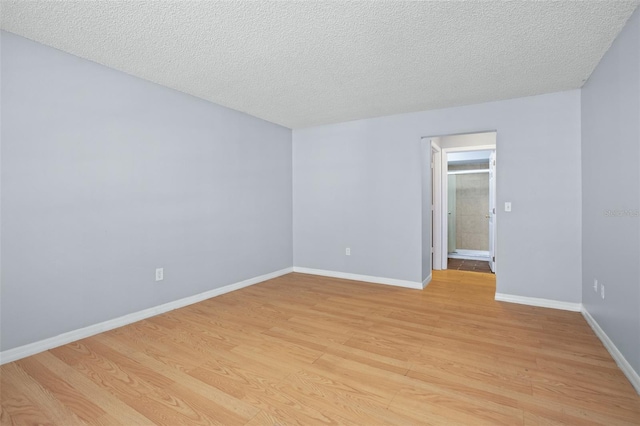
447, 174, 456, 254
430, 142, 442, 270
489, 150, 496, 272
431, 151, 435, 267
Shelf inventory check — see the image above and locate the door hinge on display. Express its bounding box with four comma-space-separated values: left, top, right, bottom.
493, 256, 495, 262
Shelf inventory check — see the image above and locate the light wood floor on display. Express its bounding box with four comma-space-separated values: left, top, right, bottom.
2, 271, 639, 425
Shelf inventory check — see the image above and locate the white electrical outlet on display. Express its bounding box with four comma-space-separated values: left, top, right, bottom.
155, 268, 164, 281
593, 279, 598, 292
505, 202, 512, 212
346, 247, 351, 256
601, 284, 605, 299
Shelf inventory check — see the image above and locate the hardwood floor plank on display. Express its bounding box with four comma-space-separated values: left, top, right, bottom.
1, 363, 87, 425
0, 380, 57, 426
49, 342, 161, 400
389, 387, 525, 426
188, 361, 343, 425
323, 342, 410, 376
534, 356, 635, 391
2, 270, 639, 425
31, 351, 154, 424
529, 374, 640, 422
516, 394, 636, 426
15, 357, 107, 423
409, 351, 533, 396
283, 368, 424, 425
105, 327, 211, 373
132, 383, 249, 426
95, 333, 260, 422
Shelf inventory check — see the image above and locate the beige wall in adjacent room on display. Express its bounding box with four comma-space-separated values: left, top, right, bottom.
450, 163, 490, 251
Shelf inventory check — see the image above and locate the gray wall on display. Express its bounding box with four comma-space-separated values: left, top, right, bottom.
293, 90, 582, 301
0, 32, 293, 351
581, 9, 640, 375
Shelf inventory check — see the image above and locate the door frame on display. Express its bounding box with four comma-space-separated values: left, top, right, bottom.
488, 150, 497, 273
440, 144, 497, 271
431, 141, 443, 270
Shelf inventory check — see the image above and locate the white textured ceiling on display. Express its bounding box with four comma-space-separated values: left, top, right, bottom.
1, 1, 638, 129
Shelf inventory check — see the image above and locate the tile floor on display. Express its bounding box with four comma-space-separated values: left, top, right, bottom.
447, 258, 493, 273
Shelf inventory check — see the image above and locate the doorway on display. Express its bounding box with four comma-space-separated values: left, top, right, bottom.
446, 149, 494, 273
447, 150, 492, 262
428, 131, 497, 274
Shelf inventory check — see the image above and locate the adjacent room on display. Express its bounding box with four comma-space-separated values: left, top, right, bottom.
1, 1, 639, 424
447, 149, 493, 272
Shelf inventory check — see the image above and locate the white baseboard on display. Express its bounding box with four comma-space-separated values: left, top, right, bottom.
494, 293, 582, 312
293, 266, 423, 290
0, 267, 293, 365
448, 249, 490, 261
581, 308, 640, 395
422, 273, 432, 289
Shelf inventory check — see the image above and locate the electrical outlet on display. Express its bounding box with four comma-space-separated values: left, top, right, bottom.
155, 268, 164, 281
505, 202, 512, 212
601, 284, 605, 299
346, 247, 351, 256
593, 279, 598, 292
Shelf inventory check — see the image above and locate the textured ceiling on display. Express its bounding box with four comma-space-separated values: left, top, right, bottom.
1, 1, 638, 129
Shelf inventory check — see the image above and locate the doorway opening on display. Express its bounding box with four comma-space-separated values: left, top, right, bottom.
427, 131, 497, 275
447, 150, 492, 269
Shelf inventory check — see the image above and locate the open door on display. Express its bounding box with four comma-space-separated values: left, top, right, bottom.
489, 150, 496, 272
447, 174, 456, 255
430, 141, 442, 270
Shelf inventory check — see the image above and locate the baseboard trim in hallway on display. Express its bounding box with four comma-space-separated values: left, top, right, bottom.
292, 266, 424, 290
0, 267, 294, 365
